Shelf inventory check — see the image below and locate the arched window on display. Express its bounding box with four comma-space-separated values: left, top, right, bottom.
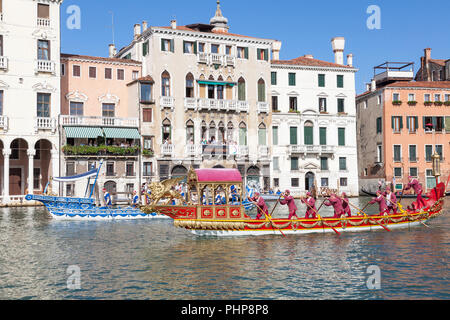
201, 121, 208, 141
186, 73, 194, 98
218, 121, 225, 144
239, 122, 247, 146
186, 120, 194, 144
258, 78, 266, 102
238, 77, 246, 101
162, 118, 171, 143
304, 121, 314, 145
208, 75, 215, 99
258, 123, 267, 146
161, 71, 171, 97
227, 122, 234, 144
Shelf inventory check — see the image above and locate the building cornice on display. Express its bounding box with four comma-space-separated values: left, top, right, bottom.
271, 63, 358, 73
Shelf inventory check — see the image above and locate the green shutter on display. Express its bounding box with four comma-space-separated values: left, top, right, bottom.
377, 117, 382, 133
264, 49, 269, 61
258, 129, 266, 145
273, 126, 278, 145
170, 39, 174, 52
244, 47, 249, 59
257, 49, 261, 60
318, 74, 325, 87
271, 72, 277, 85
183, 41, 187, 53
258, 82, 265, 102
445, 117, 450, 132
290, 127, 297, 145
337, 75, 344, 88
289, 73, 296, 86
415, 116, 419, 130
193, 42, 197, 54
338, 99, 344, 113
319, 127, 327, 145
142, 41, 148, 56
338, 128, 345, 146
239, 128, 247, 146
238, 82, 245, 101
304, 127, 313, 145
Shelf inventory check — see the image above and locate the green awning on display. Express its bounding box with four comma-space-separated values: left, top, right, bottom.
103, 127, 141, 139
64, 126, 104, 139
198, 80, 235, 87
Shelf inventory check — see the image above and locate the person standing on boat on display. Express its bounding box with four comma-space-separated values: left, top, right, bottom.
103, 188, 112, 207
132, 191, 139, 208
404, 176, 426, 210
323, 193, 345, 218
248, 192, 268, 220
341, 192, 352, 217
383, 187, 397, 214
300, 192, 317, 219
279, 190, 298, 219
369, 190, 388, 214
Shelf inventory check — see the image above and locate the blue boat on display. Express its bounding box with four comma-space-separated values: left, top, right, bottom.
26, 160, 165, 220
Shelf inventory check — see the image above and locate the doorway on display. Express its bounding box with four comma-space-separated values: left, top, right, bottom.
305, 172, 315, 192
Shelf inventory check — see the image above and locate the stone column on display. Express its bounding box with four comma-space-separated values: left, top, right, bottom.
51, 149, 59, 195
2, 149, 11, 202
27, 149, 36, 195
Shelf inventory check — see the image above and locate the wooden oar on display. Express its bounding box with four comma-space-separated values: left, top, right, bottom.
250, 199, 286, 237
347, 201, 391, 232
300, 196, 340, 235
268, 194, 283, 218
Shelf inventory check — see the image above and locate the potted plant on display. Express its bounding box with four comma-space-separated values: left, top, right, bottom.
424, 101, 433, 106
392, 100, 402, 106
407, 101, 417, 106
444, 101, 450, 106
434, 101, 443, 106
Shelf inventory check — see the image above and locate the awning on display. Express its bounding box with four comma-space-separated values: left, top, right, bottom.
103, 127, 141, 139
198, 80, 236, 87
64, 126, 104, 139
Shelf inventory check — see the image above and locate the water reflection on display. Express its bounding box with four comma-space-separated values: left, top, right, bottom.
0, 197, 448, 300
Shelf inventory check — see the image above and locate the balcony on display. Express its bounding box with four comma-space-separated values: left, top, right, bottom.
184, 98, 197, 111
37, 18, 51, 28
161, 144, 174, 156
60, 115, 139, 127
185, 145, 200, 157
320, 145, 336, 154
197, 53, 236, 67
0, 115, 8, 131
290, 145, 337, 155
0, 56, 8, 69
238, 101, 249, 113
160, 96, 175, 110
36, 60, 55, 74
238, 146, 249, 157
257, 102, 269, 114
258, 145, 269, 158
35, 117, 56, 133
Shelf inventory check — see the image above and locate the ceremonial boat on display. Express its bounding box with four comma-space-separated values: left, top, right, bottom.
141, 168, 446, 237
26, 161, 164, 220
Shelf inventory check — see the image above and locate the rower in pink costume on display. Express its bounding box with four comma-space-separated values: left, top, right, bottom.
248, 192, 269, 220
369, 190, 388, 214
279, 190, 299, 219
341, 192, 352, 217
323, 193, 345, 218
404, 176, 426, 210
383, 187, 398, 214
300, 192, 317, 219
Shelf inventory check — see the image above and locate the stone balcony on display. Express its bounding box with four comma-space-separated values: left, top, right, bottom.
37, 18, 51, 28
160, 96, 175, 110
60, 115, 139, 128
161, 144, 174, 156
36, 60, 56, 74
0, 56, 8, 70
258, 145, 270, 158
257, 102, 269, 113
290, 145, 336, 155
197, 53, 235, 67
35, 117, 57, 133
0, 115, 8, 131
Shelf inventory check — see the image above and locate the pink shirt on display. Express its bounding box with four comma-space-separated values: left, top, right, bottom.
280, 195, 298, 212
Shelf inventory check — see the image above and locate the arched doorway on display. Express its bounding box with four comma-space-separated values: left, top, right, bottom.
305, 172, 315, 192
171, 165, 187, 179
34, 139, 52, 193
247, 166, 260, 189
9, 138, 28, 195
104, 181, 117, 194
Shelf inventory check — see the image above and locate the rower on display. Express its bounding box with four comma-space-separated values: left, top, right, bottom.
404, 176, 426, 211
341, 192, 352, 217
323, 192, 345, 218
103, 188, 112, 207
300, 192, 317, 219
368, 190, 388, 215
279, 190, 298, 219
132, 191, 139, 208
248, 192, 268, 220
383, 187, 397, 214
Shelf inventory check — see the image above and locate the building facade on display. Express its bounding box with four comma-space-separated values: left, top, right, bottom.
0, 0, 62, 205
357, 64, 450, 193
415, 48, 450, 82
115, 2, 280, 189
60, 53, 142, 201
270, 38, 359, 196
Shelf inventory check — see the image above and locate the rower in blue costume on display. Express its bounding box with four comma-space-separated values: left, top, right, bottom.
103, 188, 112, 207
132, 191, 139, 208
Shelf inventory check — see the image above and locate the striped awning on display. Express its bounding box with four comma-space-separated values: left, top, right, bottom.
64, 126, 104, 139
103, 127, 141, 139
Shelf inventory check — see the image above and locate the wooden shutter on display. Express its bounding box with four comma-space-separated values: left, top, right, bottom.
318, 74, 325, 87
338, 128, 345, 146
319, 127, 327, 145
143, 109, 152, 122
170, 39, 174, 52
264, 49, 269, 61
337, 75, 344, 88
290, 127, 297, 145
304, 127, 313, 145
244, 47, 249, 59
273, 126, 278, 145
38, 4, 49, 19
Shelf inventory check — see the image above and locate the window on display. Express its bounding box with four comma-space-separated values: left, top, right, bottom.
106, 162, 115, 176
391, 116, 403, 133
424, 116, 433, 132
376, 117, 382, 134
445, 94, 450, 102
37, 93, 50, 117
273, 157, 279, 171
272, 96, 278, 112
394, 167, 402, 178
425, 145, 433, 162
435, 145, 443, 161
161, 39, 174, 52
291, 157, 299, 171
37, 40, 50, 60
126, 162, 135, 177
217, 85, 224, 100
183, 41, 196, 54
186, 73, 194, 98
274, 178, 279, 188
291, 178, 299, 187
434, 117, 444, 132
269, 72, 277, 86
140, 83, 153, 102
409, 145, 417, 162
102, 103, 115, 118
89, 66, 96, 78
424, 94, 431, 102
289, 97, 297, 112
318, 74, 325, 87
257, 48, 268, 61
257, 78, 265, 102
408, 93, 415, 102
237, 47, 248, 59
198, 42, 205, 53
225, 45, 232, 55
393, 93, 400, 102
337, 98, 345, 113
61, 63, 65, 76
377, 95, 382, 105
319, 127, 327, 145
72, 65, 81, 77
132, 70, 139, 80
272, 126, 278, 145
304, 122, 314, 145
69, 102, 83, 116
0, 90, 3, 115
258, 123, 267, 146
288, 73, 296, 86
66, 162, 75, 176
377, 145, 382, 163
319, 98, 327, 112
337, 75, 344, 88
290, 127, 297, 145
407, 116, 418, 133
105, 68, 112, 80
320, 157, 328, 171
321, 178, 329, 187
426, 169, 436, 190
393, 145, 402, 162
434, 94, 441, 102
161, 71, 171, 97
143, 162, 153, 177
338, 128, 346, 146
409, 167, 418, 178
142, 41, 149, 56
211, 44, 220, 54
117, 69, 125, 80
37, 3, 50, 19
340, 178, 348, 187
143, 136, 153, 150
142, 108, 152, 123
339, 157, 347, 171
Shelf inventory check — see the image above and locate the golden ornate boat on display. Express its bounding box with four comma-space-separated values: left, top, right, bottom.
141, 168, 446, 237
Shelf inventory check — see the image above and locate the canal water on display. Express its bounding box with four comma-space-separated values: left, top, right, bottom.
0, 197, 448, 300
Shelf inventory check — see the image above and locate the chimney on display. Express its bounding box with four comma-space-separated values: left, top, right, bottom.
271, 41, 282, 61
371, 79, 376, 92
142, 21, 148, 32
303, 54, 314, 59
171, 19, 177, 30
347, 54, 353, 67
331, 37, 345, 65
134, 24, 141, 39
366, 83, 371, 91
424, 48, 431, 61
108, 44, 117, 58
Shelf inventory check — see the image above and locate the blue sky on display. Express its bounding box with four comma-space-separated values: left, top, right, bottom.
61, 0, 450, 94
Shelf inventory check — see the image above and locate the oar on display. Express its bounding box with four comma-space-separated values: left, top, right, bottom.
347, 201, 391, 232
250, 199, 286, 237
301, 196, 340, 235
268, 194, 283, 218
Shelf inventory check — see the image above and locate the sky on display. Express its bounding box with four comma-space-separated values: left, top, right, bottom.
60, 0, 450, 94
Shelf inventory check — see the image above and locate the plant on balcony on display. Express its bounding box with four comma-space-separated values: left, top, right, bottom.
407, 101, 417, 106
444, 101, 450, 106
434, 101, 443, 106
424, 101, 433, 106
142, 149, 154, 157
288, 109, 300, 114
392, 100, 402, 106
62, 145, 140, 156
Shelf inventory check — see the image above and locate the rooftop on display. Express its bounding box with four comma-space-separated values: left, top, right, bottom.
61, 53, 141, 65
271, 56, 354, 69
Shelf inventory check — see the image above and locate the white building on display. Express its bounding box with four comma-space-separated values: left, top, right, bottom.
270, 38, 359, 196
0, 0, 62, 205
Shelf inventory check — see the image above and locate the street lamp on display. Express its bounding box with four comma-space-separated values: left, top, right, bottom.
432, 152, 441, 184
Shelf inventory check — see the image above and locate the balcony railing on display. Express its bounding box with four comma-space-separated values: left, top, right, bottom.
197, 53, 236, 67
0, 56, 8, 69
60, 115, 139, 127
185, 145, 200, 157
37, 18, 51, 28
35, 117, 56, 132
238, 101, 249, 113
257, 102, 269, 113
290, 145, 337, 155
161, 144, 174, 156
0, 115, 8, 131
258, 145, 269, 157
160, 96, 175, 110
184, 98, 197, 111
36, 60, 55, 73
